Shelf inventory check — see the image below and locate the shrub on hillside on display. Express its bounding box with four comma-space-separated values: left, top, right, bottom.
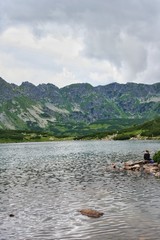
141, 129, 160, 137
153, 150, 160, 164
113, 133, 136, 140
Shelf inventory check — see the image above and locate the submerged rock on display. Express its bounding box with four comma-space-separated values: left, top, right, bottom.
79, 209, 104, 218
9, 214, 15, 217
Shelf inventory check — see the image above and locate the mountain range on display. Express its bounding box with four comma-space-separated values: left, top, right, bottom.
0, 77, 160, 131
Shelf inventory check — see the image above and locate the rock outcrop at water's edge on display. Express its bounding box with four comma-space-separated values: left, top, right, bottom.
107, 160, 160, 177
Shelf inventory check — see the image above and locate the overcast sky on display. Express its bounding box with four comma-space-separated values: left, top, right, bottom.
0, 0, 160, 87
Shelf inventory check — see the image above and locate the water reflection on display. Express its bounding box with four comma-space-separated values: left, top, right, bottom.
0, 140, 160, 240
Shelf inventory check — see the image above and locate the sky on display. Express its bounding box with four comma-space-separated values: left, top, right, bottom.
0, 0, 160, 88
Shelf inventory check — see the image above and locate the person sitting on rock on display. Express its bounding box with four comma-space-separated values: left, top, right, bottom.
144, 150, 154, 163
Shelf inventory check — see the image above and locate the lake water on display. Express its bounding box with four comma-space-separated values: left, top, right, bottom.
0, 140, 160, 240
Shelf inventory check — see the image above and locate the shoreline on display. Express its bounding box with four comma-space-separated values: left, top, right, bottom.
0, 136, 160, 144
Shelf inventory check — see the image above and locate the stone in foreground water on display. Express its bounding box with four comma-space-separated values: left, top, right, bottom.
79, 209, 104, 218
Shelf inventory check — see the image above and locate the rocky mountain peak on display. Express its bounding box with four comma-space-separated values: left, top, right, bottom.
0, 78, 159, 130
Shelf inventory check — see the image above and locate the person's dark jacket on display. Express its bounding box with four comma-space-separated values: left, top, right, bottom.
144, 152, 151, 161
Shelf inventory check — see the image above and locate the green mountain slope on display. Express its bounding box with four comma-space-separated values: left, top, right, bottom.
0, 77, 160, 132
114, 117, 160, 140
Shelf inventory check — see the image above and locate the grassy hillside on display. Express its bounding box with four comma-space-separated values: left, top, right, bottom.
113, 117, 160, 140
0, 118, 159, 143
0, 129, 60, 143
0, 78, 160, 130
46, 118, 145, 139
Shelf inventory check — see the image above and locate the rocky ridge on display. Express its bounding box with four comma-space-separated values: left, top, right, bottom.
0, 77, 159, 130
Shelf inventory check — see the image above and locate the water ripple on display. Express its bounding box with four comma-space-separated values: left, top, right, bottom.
0, 140, 160, 240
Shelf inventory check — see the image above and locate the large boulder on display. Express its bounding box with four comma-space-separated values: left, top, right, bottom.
110, 161, 160, 177
143, 164, 159, 173
123, 161, 142, 171
154, 172, 160, 177
126, 162, 160, 175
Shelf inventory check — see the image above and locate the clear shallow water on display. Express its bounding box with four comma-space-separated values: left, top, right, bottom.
0, 140, 160, 240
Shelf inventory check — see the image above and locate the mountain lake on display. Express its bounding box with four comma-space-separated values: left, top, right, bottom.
0, 140, 160, 240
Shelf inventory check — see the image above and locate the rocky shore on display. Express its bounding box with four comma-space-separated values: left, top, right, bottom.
108, 160, 160, 177
124, 160, 160, 177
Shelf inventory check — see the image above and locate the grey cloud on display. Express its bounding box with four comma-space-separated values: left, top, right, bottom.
1, 0, 160, 84
1, 0, 160, 42
2, 1, 158, 27
2, 1, 159, 45
1, 42, 61, 72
